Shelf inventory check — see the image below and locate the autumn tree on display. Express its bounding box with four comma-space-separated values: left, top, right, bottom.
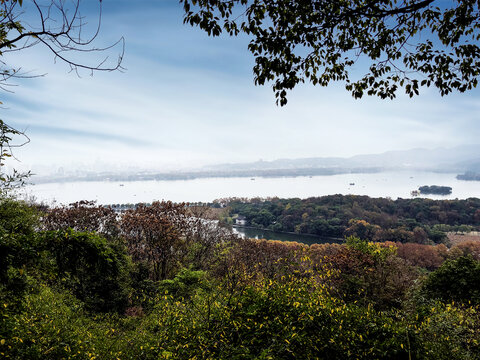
325, 237, 418, 309
43, 200, 120, 241
120, 201, 191, 281
182, 0, 480, 105
395, 242, 447, 270
184, 205, 239, 270
344, 219, 380, 240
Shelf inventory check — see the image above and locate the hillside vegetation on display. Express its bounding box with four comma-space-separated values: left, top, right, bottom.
1, 197, 480, 359
219, 195, 480, 244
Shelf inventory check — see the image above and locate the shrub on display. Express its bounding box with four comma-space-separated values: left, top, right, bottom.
159, 268, 208, 300
0, 230, 42, 317
325, 238, 418, 309
0, 198, 42, 308
423, 255, 480, 305
0, 198, 39, 236
42, 229, 132, 312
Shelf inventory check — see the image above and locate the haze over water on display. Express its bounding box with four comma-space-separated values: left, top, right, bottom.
24, 171, 480, 205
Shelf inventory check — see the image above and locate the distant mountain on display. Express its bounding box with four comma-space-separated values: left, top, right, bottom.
204, 157, 347, 171
33, 145, 480, 184
453, 158, 480, 173
204, 145, 480, 173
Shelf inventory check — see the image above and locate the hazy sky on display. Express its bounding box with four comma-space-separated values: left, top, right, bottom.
2, 0, 479, 175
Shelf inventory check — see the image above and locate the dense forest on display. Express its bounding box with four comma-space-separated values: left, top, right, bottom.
2, 196, 480, 359
218, 195, 480, 244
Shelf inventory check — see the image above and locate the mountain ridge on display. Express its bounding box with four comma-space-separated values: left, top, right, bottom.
203, 144, 480, 172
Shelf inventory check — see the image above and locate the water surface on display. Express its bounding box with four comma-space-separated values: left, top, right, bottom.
23, 171, 480, 205
232, 226, 343, 245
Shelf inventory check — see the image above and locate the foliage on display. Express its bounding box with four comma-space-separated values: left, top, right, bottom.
42, 229, 132, 313
225, 195, 480, 244
2, 285, 91, 360
43, 200, 120, 241
422, 255, 480, 305
0, 196, 38, 235
345, 219, 381, 240
120, 201, 235, 281
182, 0, 480, 105
121, 201, 190, 281
182, 205, 239, 272
159, 267, 209, 300
0, 199, 40, 312
0, 120, 30, 195
3, 273, 479, 359
327, 237, 418, 310
2, 196, 480, 359
215, 237, 306, 282
395, 242, 447, 270
452, 240, 480, 261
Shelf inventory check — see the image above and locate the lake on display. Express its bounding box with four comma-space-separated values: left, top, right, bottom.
232, 226, 343, 245
23, 171, 480, 206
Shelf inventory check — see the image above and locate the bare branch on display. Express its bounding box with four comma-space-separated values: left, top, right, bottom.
0, 0, 125, 78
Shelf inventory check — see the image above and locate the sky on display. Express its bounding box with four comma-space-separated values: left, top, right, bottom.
1, 0, 480, 176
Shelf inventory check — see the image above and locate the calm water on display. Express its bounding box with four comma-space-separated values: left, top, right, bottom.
23, 171, 480, 206
232, 226, 342, 245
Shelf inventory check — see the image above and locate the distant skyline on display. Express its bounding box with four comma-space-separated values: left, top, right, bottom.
2, 1, 480, 176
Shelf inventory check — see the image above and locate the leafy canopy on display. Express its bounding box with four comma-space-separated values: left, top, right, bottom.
181, 0, 480, 105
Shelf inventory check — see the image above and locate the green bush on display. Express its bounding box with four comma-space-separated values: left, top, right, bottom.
159, 268, 208, 300
0, 231, 38, 283
0, 230, 42, 322
42, 229, 132, 313
0, 198, 39, 236
142, 275, 480, 359
2, 285, 143, 360
422, 255, 480, 305
2, 249, 479, 359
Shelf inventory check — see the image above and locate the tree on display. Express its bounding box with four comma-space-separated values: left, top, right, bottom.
43, 229, 131, 313
183, 205, 239, 270
42, 200, 121, 241
120, 201, 191, 281
0, 0, 123, 190
423, 255, 480, 305
181, 0, 480, 105
344, 219, 380, 240
0, 0, 124, 89
0, 119, 30, 194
